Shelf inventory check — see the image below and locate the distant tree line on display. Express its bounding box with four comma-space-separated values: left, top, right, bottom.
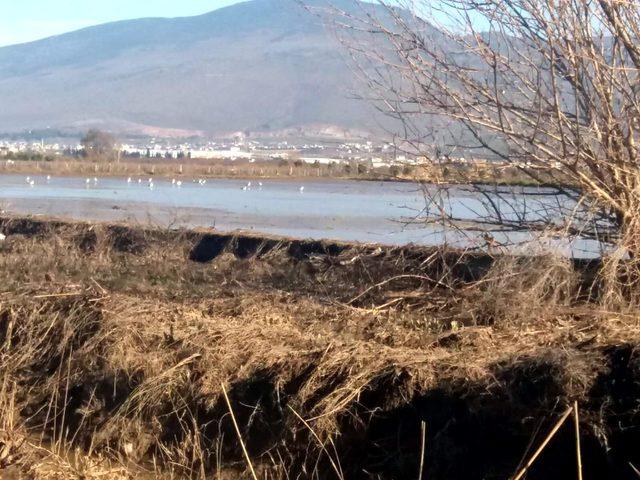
80, 129, 118, 160
5, 151, 55, 162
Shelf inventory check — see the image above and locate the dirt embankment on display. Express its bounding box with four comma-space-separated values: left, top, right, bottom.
0, 216, 637, 480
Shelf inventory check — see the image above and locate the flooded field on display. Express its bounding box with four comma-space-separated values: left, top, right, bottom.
0, 174, 599, 256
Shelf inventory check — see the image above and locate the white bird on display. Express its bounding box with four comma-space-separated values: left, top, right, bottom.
46, 175, 51, 182
148, 177, 153, 184
258, 182, 263, 187
247, 182, 252, 188
0, 233, 5, 241
85, 178, 91, 185
176, 180, 182, 187
138, 179, 142, 184
93, 177, 98, 184
149, 182, 154, 189
241, 186, 248, 191
127, 177, 132, 184
172, 178, 176, 185
25, 176, 31, 183
29, 180, 35, 187
299, 186, 305, 192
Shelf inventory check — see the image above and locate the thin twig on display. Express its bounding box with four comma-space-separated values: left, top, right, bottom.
33, 292, 81, 299
220, 382, 259, 480
287, 405, 344, 480
574, 401, 583, 480
348, 274, 452, 305
90, 277, 108, 295
512, 407, 573, 480
418, 420, 427, 480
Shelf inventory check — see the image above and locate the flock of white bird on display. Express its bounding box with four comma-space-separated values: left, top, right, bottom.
22, 176, 306, 192
23, 175, 52, 187
124, 177, 157, 189
0, 175, 306, 243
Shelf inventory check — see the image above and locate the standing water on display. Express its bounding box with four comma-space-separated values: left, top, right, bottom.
0, 174, 601, 257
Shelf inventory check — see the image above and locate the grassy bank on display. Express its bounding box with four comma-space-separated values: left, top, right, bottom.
0, 157, 571, 187
0, 216, 637, 479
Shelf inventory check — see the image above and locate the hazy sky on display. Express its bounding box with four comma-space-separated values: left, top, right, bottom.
0, 1, 486, 47
0, 0, 245, 47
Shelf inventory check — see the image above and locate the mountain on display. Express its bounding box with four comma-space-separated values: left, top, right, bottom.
0, 0, 391, 138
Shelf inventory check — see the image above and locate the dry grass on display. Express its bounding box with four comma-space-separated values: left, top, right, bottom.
0, 217, 638, 479
0, 158, 374, 181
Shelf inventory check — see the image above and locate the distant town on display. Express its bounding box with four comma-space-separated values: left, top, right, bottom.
0, 134, 535, 170
0, 135, 410, 166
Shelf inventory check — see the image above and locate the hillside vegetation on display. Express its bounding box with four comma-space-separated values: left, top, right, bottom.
0, 0, 384, 136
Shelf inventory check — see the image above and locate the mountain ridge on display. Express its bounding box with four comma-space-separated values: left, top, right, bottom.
0, 0, 387, 138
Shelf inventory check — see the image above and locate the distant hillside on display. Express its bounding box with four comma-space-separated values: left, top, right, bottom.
0, 0, 394, 138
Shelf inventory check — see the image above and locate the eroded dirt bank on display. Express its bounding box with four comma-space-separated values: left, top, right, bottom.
0, 216, 637, 479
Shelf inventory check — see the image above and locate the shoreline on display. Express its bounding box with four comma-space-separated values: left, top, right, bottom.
0, 167, 574, 190
0, 158, 576, 189
0, 213, 602, 268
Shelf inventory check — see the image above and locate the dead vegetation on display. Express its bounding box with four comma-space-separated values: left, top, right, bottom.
0, 216, 638, 479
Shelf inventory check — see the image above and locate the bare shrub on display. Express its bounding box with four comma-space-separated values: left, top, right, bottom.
81, 129, 118, 162
313, 0, 640, 296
